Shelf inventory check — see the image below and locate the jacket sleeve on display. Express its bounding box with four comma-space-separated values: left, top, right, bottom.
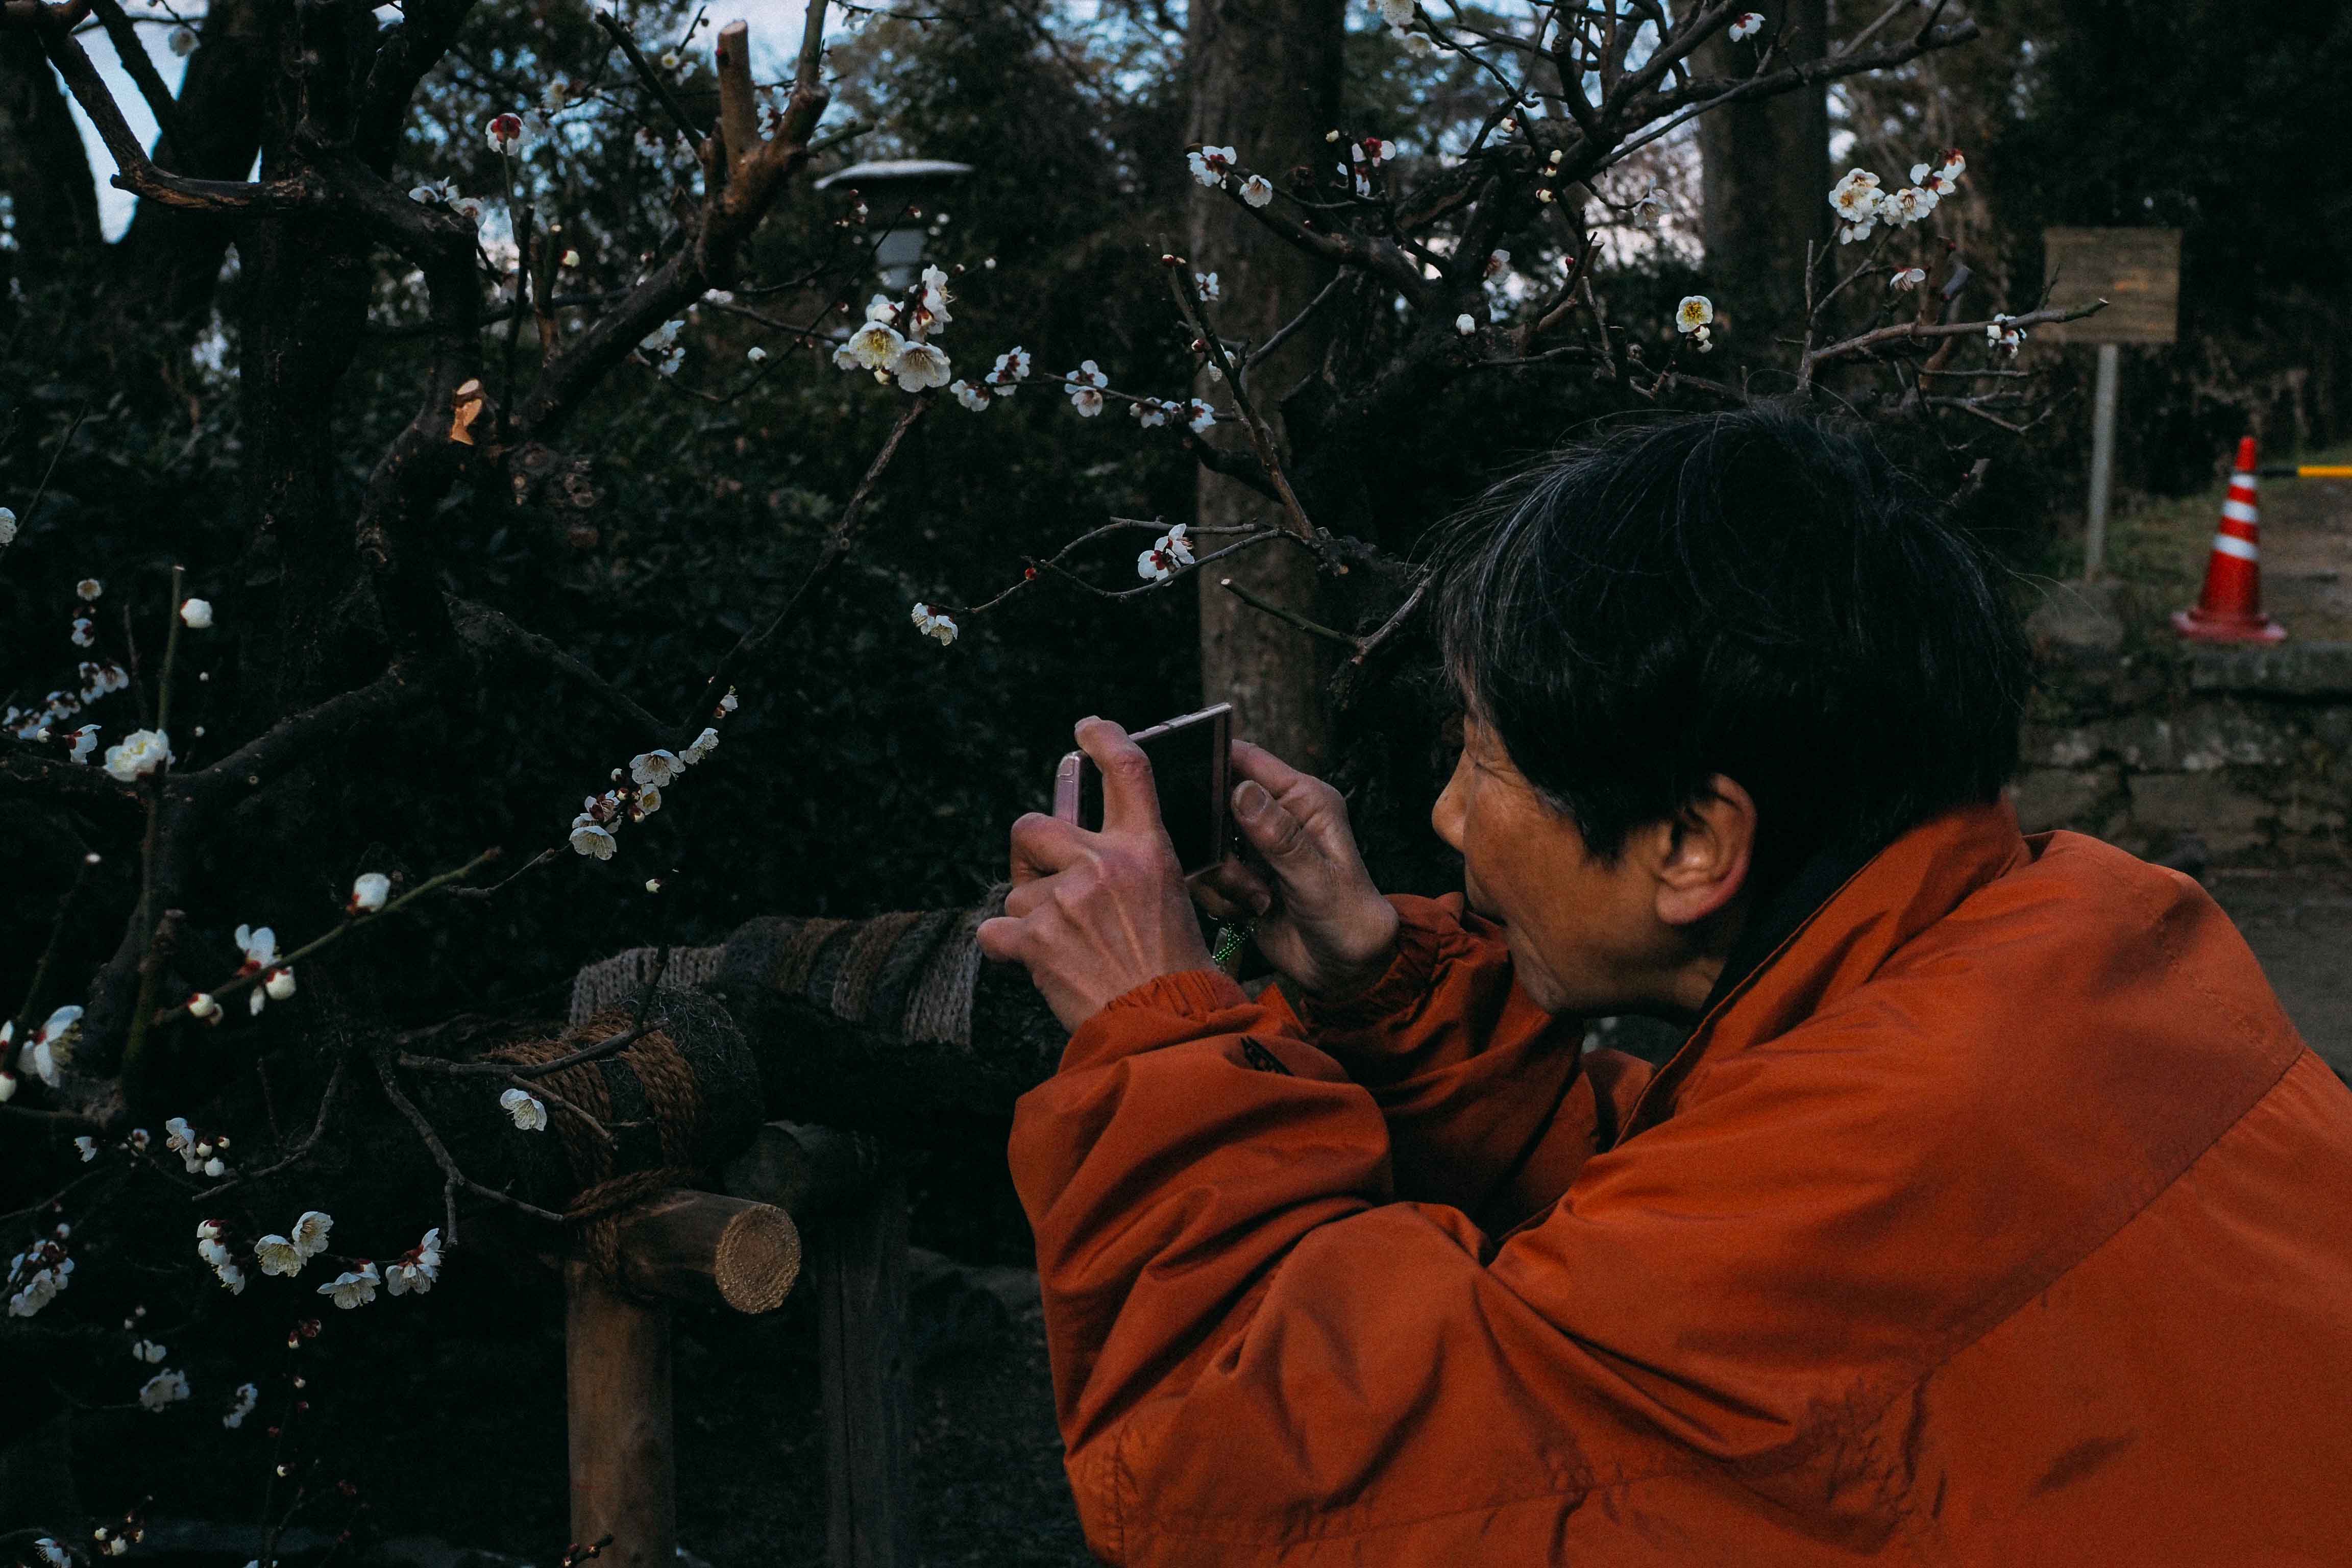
1004, 935, 1643, 1563
1258, 891, 1650, 1230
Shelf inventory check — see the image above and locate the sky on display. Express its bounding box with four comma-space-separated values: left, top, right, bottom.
68, 0, 814, 239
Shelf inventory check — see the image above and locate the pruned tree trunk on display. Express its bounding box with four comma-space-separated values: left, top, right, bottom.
1700, 0, 1830, 356
1185, 0, 1346, 770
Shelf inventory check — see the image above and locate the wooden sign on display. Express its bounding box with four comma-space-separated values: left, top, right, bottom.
2040, 228, 2182, 345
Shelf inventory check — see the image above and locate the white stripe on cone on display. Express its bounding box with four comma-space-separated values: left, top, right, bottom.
2222, 499, 2260, 524
2209, 533, 2260, 561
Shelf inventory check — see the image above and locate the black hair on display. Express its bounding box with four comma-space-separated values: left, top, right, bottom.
1426, 405, 2031, 887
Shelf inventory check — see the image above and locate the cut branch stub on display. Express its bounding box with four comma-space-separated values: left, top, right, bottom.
604, 1188, 801, 1313
723, 1119, 894, 1222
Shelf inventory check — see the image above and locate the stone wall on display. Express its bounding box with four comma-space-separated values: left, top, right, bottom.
2014, 640, 2352, 857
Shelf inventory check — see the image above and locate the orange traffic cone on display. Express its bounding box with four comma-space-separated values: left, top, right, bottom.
2172, 436, 2287, 644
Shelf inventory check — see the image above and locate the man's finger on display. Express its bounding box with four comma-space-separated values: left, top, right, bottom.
1230, 738, 1317, 798
1075, 716, 1167, 840
1010, 811, 1088, 884
1192, 857, 1273, 921
1232, 778, 1313, 864
974, 915, 1025, 965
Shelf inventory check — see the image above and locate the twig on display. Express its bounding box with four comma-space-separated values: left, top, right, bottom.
1215, 577, 1354, 646
148, 848, 503, 1027
594, 11, 705, 146
199, 1056, 351, 1202
371, 1048, 568, 1240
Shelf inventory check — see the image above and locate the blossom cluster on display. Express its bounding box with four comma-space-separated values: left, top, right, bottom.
568, 690, 736, 861
7, 1230, 74, 1318
169, 1117, 234, 1182
1136, 523, 1197, 583
1829, 150, 1965, 245
832, 266, 960, 392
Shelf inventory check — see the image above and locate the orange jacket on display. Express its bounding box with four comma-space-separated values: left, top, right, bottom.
1007, 805, 2352, 1564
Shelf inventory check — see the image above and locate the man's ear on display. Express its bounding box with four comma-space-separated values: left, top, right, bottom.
1653, 773, 1755, 928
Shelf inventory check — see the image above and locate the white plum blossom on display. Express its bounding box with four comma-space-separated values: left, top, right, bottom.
1632, 188, 1670, 229
485, 112, 524, 153
1065, 360, 1109, 417
350, 872, 391, 913
1161, 524, 1195, 566
1130, 398, 1171, 428
292, 1210, 333, 1259
410, 178, 457, 206
248, 988, 266, 1017
1240, 175, 1275, 208
76, 578, 103, 601
844, 317, 906, 372
76, 1136, 97, 1161
235, 924, 279, 974
1194, 271, 1221, 302
67, 726, 99, 764
254, 1235, 304, 1277
892, 341, 953, 393
501, 1086, 548, 1130
1377, 0, 1412, 27
1829, 168, 1886, 244
386, 1229, 442, 1296
911, 602, 959, 646
1918, 149, 1966, 195
1358, 137, 1397, 165
1892, 267, 1928, 291
950, 379, 992, 412
132, 1337, 167, 1363
640, 320, 682, 354
919, 263, 953, 326
71, 615, 95, 648
1137, 545, 1179, 583
1675, 296, 1715, 335
1402, 30, 1434, 56
104, 728, 172, 782
168, 23, 197, 54
1187, 399, 1217, 434
1988, 315, 2024, 354
1454, 313, 1477, 335
681, 726, 720, 764
0, 508, 14, 544
187, 992, 218, 1019
1187, 145, 1237, 187
1729, 11, 1763, 41
138, 1369, 191, 1411
631, 750, 682, 789
1484, 248, 1510, 280
570, 816, 618, 860
198, 1237, 231, 1270
214, 1262, 246, 1293
224, 1382, 259, 1429
629, 786, 661, 820
179, 598, 213, 628
318, 1262, 380, 1309
747, 346, 767, 363
19, 1005, 81, 1087
31, 1540, 69, 1568
1885, 185, 1939, 226
264, 967, 297, 1002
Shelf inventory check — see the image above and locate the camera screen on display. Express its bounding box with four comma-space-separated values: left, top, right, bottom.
1080, 713, 1222, 874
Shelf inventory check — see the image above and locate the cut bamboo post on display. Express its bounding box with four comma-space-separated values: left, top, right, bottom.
610, 1188, 803, 1313
566, 1260, 676, 1568
818, 1166, 913, 1568
714, 19, 761, 182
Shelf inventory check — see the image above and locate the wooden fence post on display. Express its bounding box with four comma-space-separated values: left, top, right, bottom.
566, 1261, 676, 1568
816, 1166, 913, 1568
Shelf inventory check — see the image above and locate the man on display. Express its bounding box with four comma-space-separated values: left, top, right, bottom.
976, 408, 2352, 1565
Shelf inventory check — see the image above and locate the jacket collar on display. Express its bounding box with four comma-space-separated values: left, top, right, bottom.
1612, 801, 2031, 1146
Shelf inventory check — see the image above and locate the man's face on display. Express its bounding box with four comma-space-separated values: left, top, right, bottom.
1430, 714, 1684, 1019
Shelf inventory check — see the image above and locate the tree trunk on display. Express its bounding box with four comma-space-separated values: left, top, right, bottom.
0, 25, 101, 272
1699, 0, 1829, 356
1185, 0, 1346, 771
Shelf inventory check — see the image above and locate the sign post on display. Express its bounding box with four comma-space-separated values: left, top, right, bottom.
2040, 228, 2183, 581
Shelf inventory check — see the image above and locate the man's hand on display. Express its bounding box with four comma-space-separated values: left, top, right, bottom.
1192, 739, 1400, 1003
977, 717, 1219, 1032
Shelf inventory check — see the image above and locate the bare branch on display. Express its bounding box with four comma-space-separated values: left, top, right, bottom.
85, 0, 191, 161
